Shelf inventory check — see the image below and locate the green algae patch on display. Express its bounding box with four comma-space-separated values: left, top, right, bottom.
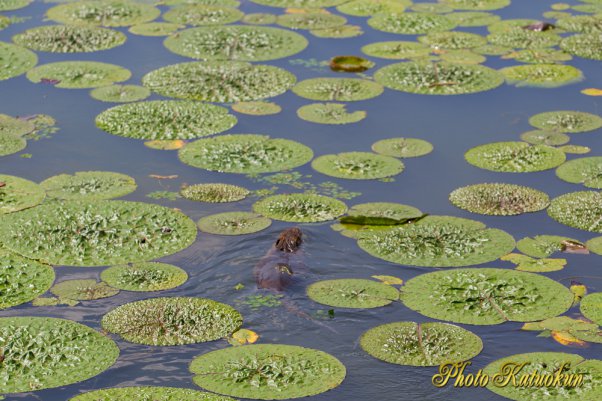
253, 193, 347, 222
483, 353, 602, 401
129, 22, 183, 36
361, 41, 431, 60
0, 316, 119, 393
374, 61, 503, 95
292, 78, 383, 101
90, 84, 150, 102
487, 28, 561, 49
27, 61, 131, 88
0, 0, 30, 11
46, 1, 160, 27
446, 11, 500, 27
0, 250, 54, 309
581, 293, 602, 325
520, 130, 570, 146
297, 102, 366, 124
143, 61, 296, 103
449, 183, 550, 216
311, 24, 363, 38
40, 171, 136, 200
548, 191, 602, 233
179, 134, 313, 174
0, 132, 26, 156
361, 322, 482, 366
102, 297, 242, 346
529, 111, 602, 133
232, 101, 281, 116
0, 41, 37, 81
0, 200, 197, 266
70, 387, 237, 401
561, 33, 602, 60
190, 344, 346, 400
312, 152, 404, 180
242, 13, 277, 25
556, 157, 602, 188
197, 212, 272, 235
517, 235, 582, 258
181, 183, 249, 203
13, 25, 126, 53
163, 5, 243, 26
251, 0, 348, 7
372, 137, 433, 158
368, 12, 457, 35
401, 268, 573, 325
500, 64, 583, 88
163, 26, 308, 61
336, 0, 407, 16
50, 279, 119, 301
440, 0, 509, 10
101, 262, 188, 292
277, 12, 346, 30
96, 100, 237, 140
465, 141, 566, 172
418, 31, 487, 49
0, 174, 45, 214
307, 278, 399, 308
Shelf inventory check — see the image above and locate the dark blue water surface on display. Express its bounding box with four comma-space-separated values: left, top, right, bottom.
1, 1, 601, 400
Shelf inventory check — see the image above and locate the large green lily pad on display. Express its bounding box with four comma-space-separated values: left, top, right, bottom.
500, 64, 583, 88
0, 200, 197, 266
102, 297, 242, 346
0, 174, 45, 214
129, 22, 183, 36
0, 316, 119, 393
529, 110, 602, 133
292, 78, 383, 101
358, 215, 515, 267
449, 183, 550, 215
46, 1, 160, 27
332, 202, 424, 238
561, 33, 602, 60
0, 114, 34, 137
179, 134, 313, 174
297, 103, 366, 124
517, 235, 581, 258
361, 41, 432, 60
50, 279, 119, 300
440, 0, 510, 10
465, 141, 566, 172
336, 0, 407, 17
0, 41, 37, 81
231, 101, 281, 116
0, 250, 54, 310
163, 5, 243, 26
483, 353, 602, 401
487, 28, 561, 49
418, 31, 487, 49
557, 15, 602, 33
163, 26, 307, 61
27, 61, 131, 88
360, 322, 482, 366
0, 0, 30, 11
181, 183, 249, 203
0, 132, 26, 156
556, 157, 602, 188
374, 61, 504, 95
253, 193, 347, 222
368, 12, 457, 35
90, 84, 150, 102
400, 268, 574, 324
190, 344, 346, 399
70, 387, 237, 401
520, 130, 570, 146
142, 61, 296, 103
446, 11, 501, 26
40, 171, 137, 200
101, 262, 188, 292
96, 100, 237, 140
307, 279, 399, 308
277, 12, 346, 30
372, 137, 433, 158
13, 25, 126, 53
197, 212, 272, 235
312, 152, 404, 180
548, 191, 602, 232
581, 293, 602, 325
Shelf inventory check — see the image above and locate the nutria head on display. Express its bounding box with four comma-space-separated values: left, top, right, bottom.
274, 227, 303, 253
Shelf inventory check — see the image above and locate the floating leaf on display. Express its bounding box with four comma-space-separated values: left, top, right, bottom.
548, 191, 602, 232
251, 0, 348, 7
230, 329, 259, 345
190, 344, 346, 400
232, 101, 281, 116
0, 113, 34, 137
487, 28, 561, 49
102, 297, 242, 346
551, 330, 587, 347
181, 183, 249, 203
100, 262, 188, 292
449, 183, 550, 216
503, 48, 572, 64
0, 317, 119, 393
561, 33, 602, 61
277, 12, 346, 30
561, 146, 593, 155
372, 275, 403, 285
50, 279, 119, 301
400, 268, 573, 324
501, 253, 566, 272
129, 22, 184, 36
0, 131, 26, 156
90, 84, 150, 103
445, 11, 501, 26
297, 103, 366, 124
360, 322, 482, 366
500, 64, 583, 88
293, 78, 382, 101
530, 110, 602, 133
13, 25, 126, 53
368, 12, 457, 35
0, 41, 37, 81
358, 215, 515, 267
556, 157, 602, 189
46, 0, 160, 26
0, 173, 45, 214
333, 202, 424, 237
197, 212, 272, 235
179, 134, 313, 174
307, 279, 399, 308
0, 0, 30, 11
70, 387, 236, 401
0, 200, 197, 266
465, 141, 566, 172
581, 292, 602, 325
242, 13, 277, 25
27, 61, 131, 88
517, 235, 582, 258
557, 15, 602, 33
440, 0, 510, 10
520, 130, 570, 146
40, 171, 136, 200
581, 88, 602, 96
0, 250, 54, 310
372, 137, 433, 158
96, 100, 237, 140
336, 0, 407, 17
419, 31, 487, 50
571, 281, 588, 305
361, 41, 431, 60
311, 24, 363, 38
312, 152, 404, 180
163, 5, 243, 26
253, 193, 347, 222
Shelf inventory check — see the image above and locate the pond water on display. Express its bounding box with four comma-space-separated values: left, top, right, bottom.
1, 0, 601, 400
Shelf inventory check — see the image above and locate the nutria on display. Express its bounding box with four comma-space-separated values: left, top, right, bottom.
522, 22, 555, 32
254, 227, 304, 291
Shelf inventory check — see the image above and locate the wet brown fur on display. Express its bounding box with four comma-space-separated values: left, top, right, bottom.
254, 228, 303, 291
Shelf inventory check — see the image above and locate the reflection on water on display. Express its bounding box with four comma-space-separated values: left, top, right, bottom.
1, 0, 601, 400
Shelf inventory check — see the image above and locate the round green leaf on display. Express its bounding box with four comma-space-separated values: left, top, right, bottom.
197, 212, 272, 235
163, 5, 243, 26
0, 174, 45, 214
46, 1, 160, 27
449, 183, 550, 215
40, 171, 137, 200
361, 41, 432, 60
0, 250, 54, 309
232, 101, 281, 115
418, 31, 487, 49
250, 0, 348, 7
90, 84, 150, 102
445, 11, 501, 27
129, 22, 183, 36
13, 25, 126, 53
310, 25, 364, 38
440, 0, 510, 10
548, 191, 602, 232
561, 33, 602, 60
253, 193, 347, 222
312, 152, 404, 180
307, 279, 399, 308
372, 137, 433, 158
27, 61, 131, 88
0, 0, 30, 11
181, 183, 249, 203
70, 387, 236, 401
520, 130, 570, 146
50, 279, 119, 300
100, 262, 188, 292
242, 13, 277, 25
529, 111, 602, 133
336, 0, 407, 17
556, 157, 602, 188
297, 103, 366, 124
0, 113, 34, 137
500, 64, 583, 88
581, 293, 602, 325
277, 12, 346, 30
292, 78, 383, 102
465, 141, 566, 172
0, 41, 37, 81
517, 235, 579, 258
487, 29, 561, 49
368, 12, 456, 35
